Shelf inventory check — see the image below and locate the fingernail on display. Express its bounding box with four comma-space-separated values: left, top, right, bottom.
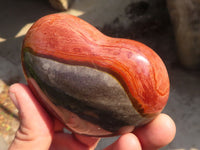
9, 92, 19, 109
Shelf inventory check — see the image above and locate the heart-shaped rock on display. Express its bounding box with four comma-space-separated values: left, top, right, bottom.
21, 13, 170, 137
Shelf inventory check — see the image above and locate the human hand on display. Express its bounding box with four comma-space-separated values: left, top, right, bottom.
8, 83, 176, 150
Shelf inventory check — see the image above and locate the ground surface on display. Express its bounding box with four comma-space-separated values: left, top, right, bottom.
0, 0, 200, 150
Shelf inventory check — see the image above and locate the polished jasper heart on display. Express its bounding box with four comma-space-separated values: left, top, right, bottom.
21, 13, 170, 137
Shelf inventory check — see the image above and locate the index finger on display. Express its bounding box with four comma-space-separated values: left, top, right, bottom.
133, 113, 176, 150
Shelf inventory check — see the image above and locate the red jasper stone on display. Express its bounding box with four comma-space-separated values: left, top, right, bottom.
21, 13, 170, 137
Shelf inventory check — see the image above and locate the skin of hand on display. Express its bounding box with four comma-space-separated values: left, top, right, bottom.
8, 83, 176, 150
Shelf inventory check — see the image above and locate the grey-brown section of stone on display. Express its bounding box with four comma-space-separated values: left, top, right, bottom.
24, 52, 151, 127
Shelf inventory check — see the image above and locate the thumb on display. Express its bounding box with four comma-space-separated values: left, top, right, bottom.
8, 83, 53, 150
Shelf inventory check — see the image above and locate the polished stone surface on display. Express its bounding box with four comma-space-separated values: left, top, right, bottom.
21, 13, 170, 136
